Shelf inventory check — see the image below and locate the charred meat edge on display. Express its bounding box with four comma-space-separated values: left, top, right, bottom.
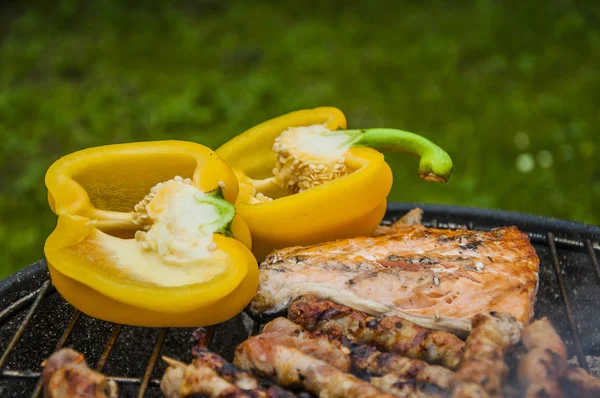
288, 295, 465, 369
42, 348, 118, 398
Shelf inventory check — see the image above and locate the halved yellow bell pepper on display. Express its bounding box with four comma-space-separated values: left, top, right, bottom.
217, 107, 453, 259
44, 140, 258, 327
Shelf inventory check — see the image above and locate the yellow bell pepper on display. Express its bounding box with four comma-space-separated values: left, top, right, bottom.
217, 107, 453, 259
44, 140, 258, 327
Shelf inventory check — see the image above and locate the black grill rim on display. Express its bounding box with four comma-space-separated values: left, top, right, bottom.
387, 203, 600, 239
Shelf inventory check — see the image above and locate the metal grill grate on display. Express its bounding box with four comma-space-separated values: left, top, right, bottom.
1, 204, 599, 397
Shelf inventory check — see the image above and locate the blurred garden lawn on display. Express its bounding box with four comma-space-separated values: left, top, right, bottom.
1, 0, 599, 278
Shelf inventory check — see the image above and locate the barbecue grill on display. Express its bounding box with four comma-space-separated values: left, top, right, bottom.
1, 203, 599, 398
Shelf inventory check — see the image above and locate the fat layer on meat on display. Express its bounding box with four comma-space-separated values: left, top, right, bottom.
250, 225, 539, 335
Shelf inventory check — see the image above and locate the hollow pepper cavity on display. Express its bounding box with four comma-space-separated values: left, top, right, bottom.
44, 141, 258, 327
217, 107, 453, 259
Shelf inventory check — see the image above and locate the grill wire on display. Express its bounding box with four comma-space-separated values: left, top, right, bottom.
0, 216, 599, 397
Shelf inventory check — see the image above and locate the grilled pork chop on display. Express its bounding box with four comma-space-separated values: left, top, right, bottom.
249, 224, 539, 335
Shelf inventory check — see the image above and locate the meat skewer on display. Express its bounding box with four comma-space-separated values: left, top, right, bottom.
562, 366, 600, 398
191, 346, 297, 397
517, 317, 567, 398
161, 356, 252, 398
161, 352, 296, 398
261, 317, 352, 371
265, 317, 455, 397
288, 295, 465, 369
193, 347, 260, 389
350, 344, 455, 390
369, 373, 446, 398
451, 312, 521, 398
41, 348, 118, 398
234, 335, 396, 398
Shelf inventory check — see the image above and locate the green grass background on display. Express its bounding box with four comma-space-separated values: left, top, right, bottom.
1, 0, 599, 278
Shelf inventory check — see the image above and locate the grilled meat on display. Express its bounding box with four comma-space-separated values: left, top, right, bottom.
162, 350, 296, 398
266, 316, 454, 397
192, 346, 296, 397
452, 312, 521, 398
373, 208, 424, 236
250, 225, 538, 336
161, 357, 253, 398
520, 317, 567, 359
517, 317, 567, 398
41, 348, 118, 398
350, 344, 454, 390
261, 317, 352, 371
370, 373, 445, 398
288, 295, 464, 369
191, 347, 262, 390
234, 335, 396, 398
562, 366, 600, 398
451, 383, 489, 398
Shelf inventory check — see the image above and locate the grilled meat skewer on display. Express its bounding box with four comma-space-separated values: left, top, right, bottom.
562, 366, 600, 398
350, 344, 455, 390
161, 357, 254, 398
370, 373, 445, 398
451, 312, 521, 398
41, 348, 118, 398
517, 317, 567, 398
192, 347, 297, 397
161, 352, 296, 398
234, 335, 396, 398
265, 317, 455, 397
193, 347, 260, 390
261, 317, 352, 371
288, 295, 464, 369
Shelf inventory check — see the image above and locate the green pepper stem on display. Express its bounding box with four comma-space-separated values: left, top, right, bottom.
346, 129, 453, 183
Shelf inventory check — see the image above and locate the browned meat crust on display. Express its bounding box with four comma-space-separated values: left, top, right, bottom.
192, 346, 296, 397
193, 347, 260, 390
288, 295, 465, 369
234, 335, 396, 398
41, 348, 118, 398
369, 372, 446, 398
517, 317, 567, 398
350, 344, 455, 390
451, 383, 489, 398
452, 312, 521, 398
266, 316, 455, 397
161, 357, 253, 398
252, 224, 539, 336
261, 317, 352, 371
161, 350, 296, 398
521, 317, 567, 359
